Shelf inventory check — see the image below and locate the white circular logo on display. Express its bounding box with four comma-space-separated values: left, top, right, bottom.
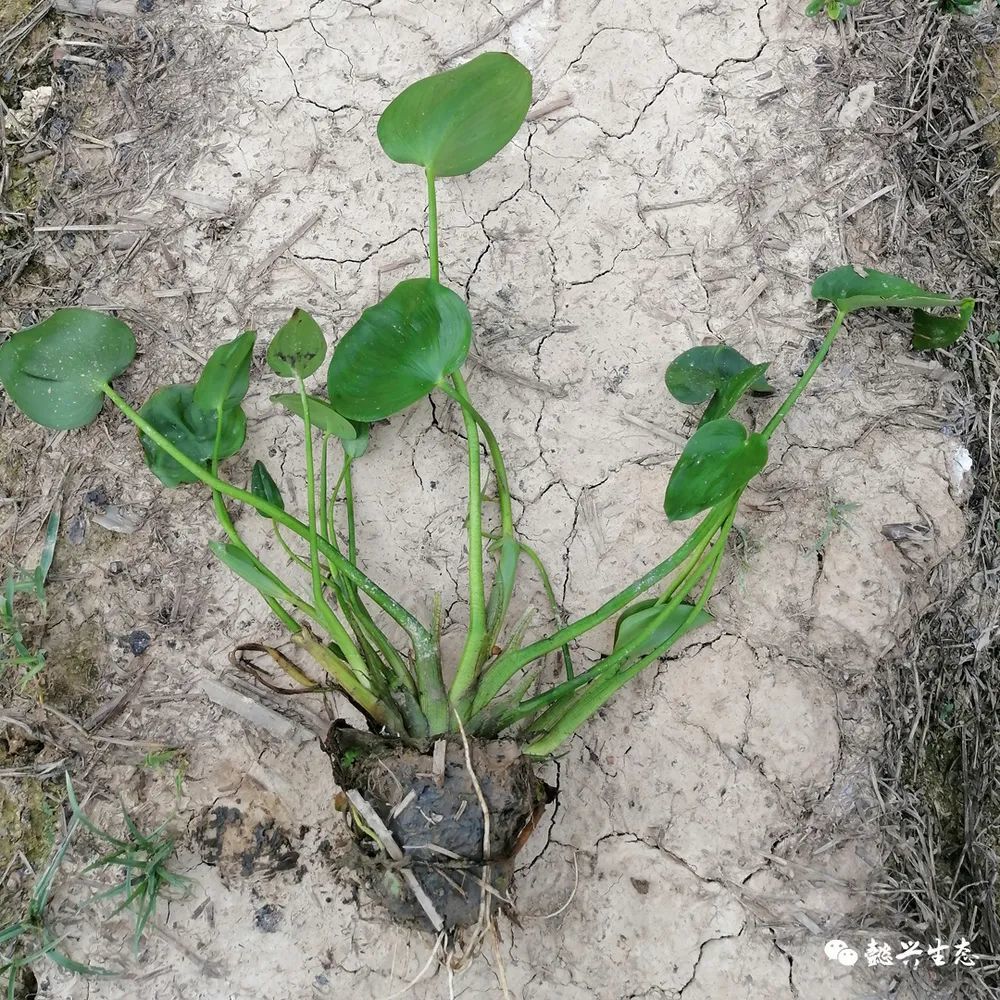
824, 939, 849, 960
838, 948, 859, 967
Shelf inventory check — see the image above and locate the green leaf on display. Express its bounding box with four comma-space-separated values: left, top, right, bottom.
811, 266, 963, 314
327, 278, 473, 421
251, 461, 284, 511
911, 298, 975, 351
0, 308, 136, 429
266, 309, 326, 379
613, 600, 713, 664
377, 52, 532, 177
194, 330, 256, 412
702, 362, 772, 424
666, 345, 772, 405
271, 392, 357, 439
138, 384, 246, 488
209, 542, 295, 603
342, 420, 370, 460
664, 418, 768, 521
804, 0, 825, 14
33, 510, 60, 599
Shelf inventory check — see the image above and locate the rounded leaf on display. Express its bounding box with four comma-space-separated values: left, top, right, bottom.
194, 330, 256, 412
666, 345, 772, 405
911, 298, 975, 351
271, 392, 357, 439
377, 52, 532, 177
811, 266, 962, 314
664, 418, 768, 521
266, 309, 326, 379
139, 384, 246, 488
0, 308, 136, 429
327, 278, 473, 421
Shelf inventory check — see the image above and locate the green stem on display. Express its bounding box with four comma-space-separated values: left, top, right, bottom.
494, 511, 728, 734
513, 539, 574, 680
762, 310, 846, 441
209, 411, 299, 634
521, 516, 726, 734
439, 381, 520, 658
439, 382, 514, 539
448, 371, 487, 708
292, 629, 403, 731
325, 463, 348, 551
344, 459, 357, 564
417, 168, 485, 732
296, 377, 371, 683
299, 378, 325, 609
472, 501, 732, 714
274, 524, 310, 576
319, 433, 331, 557
522, 507, 735, 757
426, 168, 439, 282
103, 384, 432, 650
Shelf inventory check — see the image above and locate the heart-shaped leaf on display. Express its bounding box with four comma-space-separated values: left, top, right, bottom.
271, 392, 357, 439
194, 330, 256, 412
664, 418, 768, 521
138, 384, 246, 488
327, 278, 473, 421
666, 345, 772, 406
613, 600, 713, 664
342, 420, 370, 460
251, 460, 284, 511
811, 266, 963, 314
266, 309, 326, 379
911, 298, 975, 351
0, 309, 136, 429
377, 52, 532, 177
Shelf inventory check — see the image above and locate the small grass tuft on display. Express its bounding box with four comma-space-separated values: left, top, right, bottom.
66, 777, 189, 952
1, 801, 98, 1000
1, 510, 58, 692
813, 498, 860, 553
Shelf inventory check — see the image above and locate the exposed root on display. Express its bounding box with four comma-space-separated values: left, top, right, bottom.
377, 931, 445, 1000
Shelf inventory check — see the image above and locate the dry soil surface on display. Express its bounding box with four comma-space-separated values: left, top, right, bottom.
2, 1, 980, 998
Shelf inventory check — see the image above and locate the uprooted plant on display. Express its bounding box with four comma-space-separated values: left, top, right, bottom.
0, 52, 975, 944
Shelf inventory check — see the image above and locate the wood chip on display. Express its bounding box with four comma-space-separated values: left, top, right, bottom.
34, 223, 147, 233
167, 188, 230, 215
91, 505, 144, 534
53, 0, 137, 15
346, 790, 445, 932
838, 183, 896, 221
200, 677, 306, 742
250, 211, 321, 279
730, 272, 769, 319
389, 789, 416, 820
432, 738, 447, 788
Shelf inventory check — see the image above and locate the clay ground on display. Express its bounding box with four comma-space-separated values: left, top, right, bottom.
0, 1, 990, 998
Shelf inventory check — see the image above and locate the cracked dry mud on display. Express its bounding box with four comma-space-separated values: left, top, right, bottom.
38, 2, 974, 998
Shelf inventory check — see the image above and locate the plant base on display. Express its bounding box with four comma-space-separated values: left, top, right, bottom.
325, 723, 550, 930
